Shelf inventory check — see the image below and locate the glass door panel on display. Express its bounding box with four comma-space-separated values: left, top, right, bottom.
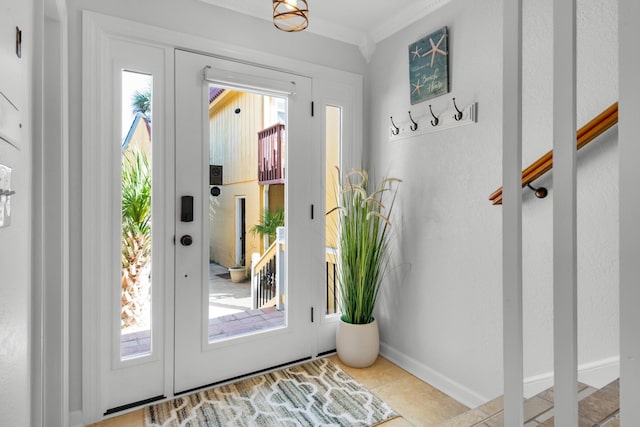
120, 70, 153, 359
206, 88, 286, 343
325, 105, 341, 316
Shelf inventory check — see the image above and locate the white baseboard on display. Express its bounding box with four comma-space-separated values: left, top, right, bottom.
379, 343, 489, 408
380, 344, 620, 407
69, 410, 84, 427
523, 356, 620, 398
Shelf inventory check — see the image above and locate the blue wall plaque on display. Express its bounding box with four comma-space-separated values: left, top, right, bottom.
409, 27, 449, 104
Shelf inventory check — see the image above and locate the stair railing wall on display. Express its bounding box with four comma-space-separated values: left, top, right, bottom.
502, 0, 524, 424
619, 2, 640, 424
552, 1, 579, 424
503, 1, 581, 425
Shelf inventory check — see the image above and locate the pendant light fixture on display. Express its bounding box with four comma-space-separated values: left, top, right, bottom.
273, 0, 309, 32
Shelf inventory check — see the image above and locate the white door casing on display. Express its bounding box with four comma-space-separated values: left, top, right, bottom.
312, 79, 361, 355
82, 12, 363, 423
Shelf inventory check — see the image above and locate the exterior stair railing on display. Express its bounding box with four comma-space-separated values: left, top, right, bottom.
250, 226, 285, 310
325, 247, 338, 315
250, 229, 341, 315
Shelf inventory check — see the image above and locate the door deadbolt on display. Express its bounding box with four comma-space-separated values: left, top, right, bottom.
180, 235, 193, 246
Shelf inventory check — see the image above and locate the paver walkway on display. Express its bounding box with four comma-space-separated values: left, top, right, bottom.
120, 263, 284, 358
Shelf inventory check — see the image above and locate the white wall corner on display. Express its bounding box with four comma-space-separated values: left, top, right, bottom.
379, 343, 489, 408
358, 34, 376, 63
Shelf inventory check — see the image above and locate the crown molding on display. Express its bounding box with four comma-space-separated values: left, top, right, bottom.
197, 0, 451, 61
368, 0, 452, 44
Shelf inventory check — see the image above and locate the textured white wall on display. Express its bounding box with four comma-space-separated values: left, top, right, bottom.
521, 0, 618, 391
367, 0, 618, 403
0, 0, 33, 425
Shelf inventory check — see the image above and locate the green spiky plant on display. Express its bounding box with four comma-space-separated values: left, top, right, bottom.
120, 149, 152, 328
250, 207, 285, 242
327, 168, 401, 325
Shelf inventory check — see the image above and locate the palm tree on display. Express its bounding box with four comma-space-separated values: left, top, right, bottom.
120, 149, 151, 329
250, 207, 285, 245
131, 88, 151, 120
119, 85, 153, 330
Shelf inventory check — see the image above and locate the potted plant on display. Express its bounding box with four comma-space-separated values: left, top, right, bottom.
328, 168, 401, 368
228, 257, 247, 283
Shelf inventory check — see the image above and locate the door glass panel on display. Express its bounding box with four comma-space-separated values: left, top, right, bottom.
120, 70, 153, 359
325, 106, 341, 315
207, 87, 286, 343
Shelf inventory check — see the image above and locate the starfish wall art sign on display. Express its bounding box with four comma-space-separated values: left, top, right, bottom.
408, 26, 449, 104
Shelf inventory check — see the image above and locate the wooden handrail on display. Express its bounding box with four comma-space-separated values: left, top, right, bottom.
252, 240, 279, 273
489, 102, 618, 205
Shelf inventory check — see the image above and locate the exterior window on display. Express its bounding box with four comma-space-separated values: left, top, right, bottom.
325, 105, 341, 315
120, 70, 153, 359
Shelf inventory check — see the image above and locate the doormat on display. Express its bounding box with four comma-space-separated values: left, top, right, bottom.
215, 272, 231, 280
145, 358, 399, 427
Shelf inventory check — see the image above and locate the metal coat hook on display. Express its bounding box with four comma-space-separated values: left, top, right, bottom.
408, 111, 418, 131
390, 117, 400, 135
452, 97, 463, 121
526, 182, 548, 199
428, 105, 439, 126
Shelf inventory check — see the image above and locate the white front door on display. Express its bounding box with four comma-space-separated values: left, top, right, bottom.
173, 49, 315, 394
84, 18, 362, 419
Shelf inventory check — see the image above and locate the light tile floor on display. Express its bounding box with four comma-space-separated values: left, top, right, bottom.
89, 355, 469, 427
442, 379, 620, 427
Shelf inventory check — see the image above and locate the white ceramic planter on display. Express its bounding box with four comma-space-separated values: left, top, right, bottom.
336, 318, 379, 368
228, 267, 246, 283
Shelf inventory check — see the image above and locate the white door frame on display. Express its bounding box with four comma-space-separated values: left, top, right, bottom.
81, 27, 172, 419
81, 11, 362, 424
312, 79, 361, 355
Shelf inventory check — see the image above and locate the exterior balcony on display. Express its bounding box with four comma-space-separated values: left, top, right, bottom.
258, 123, 285, 185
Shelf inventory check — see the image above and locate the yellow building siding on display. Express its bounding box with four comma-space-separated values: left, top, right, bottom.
122, 115, 151, 164
208, 182, 261, 269
209, 91, 263, 184
208, 89, 273, 268
126, 118, 151, 157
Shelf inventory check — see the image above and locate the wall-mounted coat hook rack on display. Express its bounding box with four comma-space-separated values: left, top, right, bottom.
389, 100, 478, 141
390, 116, 400, 135
408, 111, 418, 131
428, 105, 439, 126
452, 97, 464, 121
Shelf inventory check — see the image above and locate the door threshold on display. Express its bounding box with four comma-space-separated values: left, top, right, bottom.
104, 394, 166, 416
175, 356, 313, 396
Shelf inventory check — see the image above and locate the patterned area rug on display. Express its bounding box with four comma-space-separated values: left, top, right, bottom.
145, 358, 398, 426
